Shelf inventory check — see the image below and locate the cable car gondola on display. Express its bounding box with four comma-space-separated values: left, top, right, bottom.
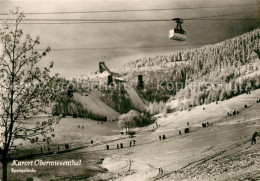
169, 18, 187, 41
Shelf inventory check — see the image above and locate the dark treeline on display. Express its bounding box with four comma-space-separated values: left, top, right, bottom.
120, 28, 260, 109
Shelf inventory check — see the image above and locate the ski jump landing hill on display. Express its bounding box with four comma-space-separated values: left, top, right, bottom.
75, 62, 147, 120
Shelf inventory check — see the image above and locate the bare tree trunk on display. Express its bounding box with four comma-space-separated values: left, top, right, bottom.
2, 151, 8, 181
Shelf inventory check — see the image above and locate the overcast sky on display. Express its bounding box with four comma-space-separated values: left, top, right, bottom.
0, 0, 259, 78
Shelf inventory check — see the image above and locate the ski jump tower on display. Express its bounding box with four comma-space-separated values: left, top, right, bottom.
99, 62, 113, 85
99, 62, 106, 73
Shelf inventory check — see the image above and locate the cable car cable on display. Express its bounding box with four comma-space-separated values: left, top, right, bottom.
0, 10, 258, 22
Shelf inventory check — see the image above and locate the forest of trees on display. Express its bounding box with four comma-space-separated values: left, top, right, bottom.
120, 28, 260, 111
120, 29, 259, 73
145, 101, 169, 115
101, 86, 135, 114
